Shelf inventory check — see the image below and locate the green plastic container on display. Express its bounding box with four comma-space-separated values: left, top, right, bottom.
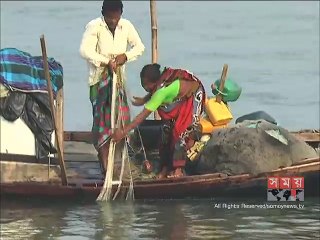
212, 78, 242, 102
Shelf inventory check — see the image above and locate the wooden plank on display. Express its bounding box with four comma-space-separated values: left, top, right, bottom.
0, 153, 58, 164
0, 153, 98, 165
64, 141, 96, 155
271, 161, 320, 174
64, 131, 92, 142
134, 172, 228, 185
0, 160, 319, 199
0, 161, 61, 184
291, 157, 320, 166
292, 132, 320, 143
63, 130, 320, 144
256, 160, 320, 177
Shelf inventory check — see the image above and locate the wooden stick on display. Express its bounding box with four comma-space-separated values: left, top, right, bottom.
291, 157, 320, 166
216, 64, 228, 103
56, 88, 64, 159
150, 0, 158, 63
40, 35, 68, 186
150, 0, 161, 120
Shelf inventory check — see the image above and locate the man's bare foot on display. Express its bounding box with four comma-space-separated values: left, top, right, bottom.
167, 168, 185, 178
156, 167, 167, 179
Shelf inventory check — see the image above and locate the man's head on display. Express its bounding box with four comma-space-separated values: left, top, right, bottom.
140, 63, 162, 92
101, 0, 123, 31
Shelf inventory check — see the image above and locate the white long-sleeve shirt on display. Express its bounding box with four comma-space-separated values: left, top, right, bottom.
79, 16, 145, 86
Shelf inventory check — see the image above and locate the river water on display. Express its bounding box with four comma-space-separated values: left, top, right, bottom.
1, 1, 319, 131
1, 198, 320, 240
1, 1, 319, 239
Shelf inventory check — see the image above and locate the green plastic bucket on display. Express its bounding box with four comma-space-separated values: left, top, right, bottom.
212, 78, 242, 102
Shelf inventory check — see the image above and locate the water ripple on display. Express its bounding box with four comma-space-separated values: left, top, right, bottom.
1, 199, 320, 240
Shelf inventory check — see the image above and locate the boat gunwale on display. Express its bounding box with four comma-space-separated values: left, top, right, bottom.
62, 130, 320, 143
1, 158, 318, 190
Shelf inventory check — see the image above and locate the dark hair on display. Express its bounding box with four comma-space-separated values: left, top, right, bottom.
140, 63, 161, 83
101, 0, 123, 15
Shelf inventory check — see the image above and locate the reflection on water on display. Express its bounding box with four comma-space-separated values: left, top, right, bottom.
1, 199, 319, 240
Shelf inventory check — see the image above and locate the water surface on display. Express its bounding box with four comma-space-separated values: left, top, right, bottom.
1, 1, 319, 130
1, 199, 320, 240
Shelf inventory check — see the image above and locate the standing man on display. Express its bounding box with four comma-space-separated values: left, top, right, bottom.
80, 0, 145, 173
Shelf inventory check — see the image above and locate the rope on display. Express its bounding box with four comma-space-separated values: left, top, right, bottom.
126, 140, 143, 156
136, 126, 149, 172
96, 66, 135, 201
123, 135, 135, 200
137, 127, 148, 160
214, 87, 227, 96
112, 72, 134, 200
111, 97, 125, 200
116, 67, 135, 200
112, 142, 126, 200
96, 69, 120, 201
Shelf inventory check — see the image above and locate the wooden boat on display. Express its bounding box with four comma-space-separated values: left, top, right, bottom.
1, 2, 319, 201
0, 130, 319, 201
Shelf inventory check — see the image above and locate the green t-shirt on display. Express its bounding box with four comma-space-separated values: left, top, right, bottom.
144, 79, 180, 112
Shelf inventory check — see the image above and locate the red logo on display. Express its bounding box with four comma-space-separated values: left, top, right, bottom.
267, 176, 304, 201
291, 177, 304, 189
279, 177, 291, 189
291, 189, 297, 199
267, 177, 279, 189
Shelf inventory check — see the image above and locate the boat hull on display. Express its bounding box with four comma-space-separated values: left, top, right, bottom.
1, 130, 319, 201
1, 160, 319, 201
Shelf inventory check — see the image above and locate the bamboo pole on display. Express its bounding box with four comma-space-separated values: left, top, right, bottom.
150, 0, 161, 120
216, 64, 228, 103
150, 0, 158, 63
40, 35, 68, 186
56, 88, 64, 158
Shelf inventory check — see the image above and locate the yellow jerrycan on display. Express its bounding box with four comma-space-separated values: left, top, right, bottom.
205, 64, 233, 126
199, 116, 227, 134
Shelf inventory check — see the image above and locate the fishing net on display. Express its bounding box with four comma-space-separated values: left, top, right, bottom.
97, 69, 134, 201
195, 120, 318, 176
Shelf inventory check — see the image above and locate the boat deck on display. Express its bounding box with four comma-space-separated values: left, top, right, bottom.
62, 129, 320, 181
64, 142, 104, 182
